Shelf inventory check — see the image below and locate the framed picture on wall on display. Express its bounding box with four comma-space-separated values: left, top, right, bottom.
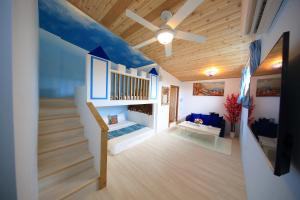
193, 81, 225, 96
256, 78, 281, 97
161, 87, 169, 105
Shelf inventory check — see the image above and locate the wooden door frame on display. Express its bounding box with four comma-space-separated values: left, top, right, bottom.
169, 85, 179, 125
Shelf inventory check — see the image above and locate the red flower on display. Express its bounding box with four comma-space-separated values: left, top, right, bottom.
224, 94, 242, 132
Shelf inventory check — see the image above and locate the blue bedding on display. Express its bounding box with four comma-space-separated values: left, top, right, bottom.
108, 124, 146, 140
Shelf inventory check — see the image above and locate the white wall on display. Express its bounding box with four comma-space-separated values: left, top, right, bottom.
75, 87, 101, 174
156, 68, 183, 133
181, 78, 241, 134
240, 0, 300, 199
12, 0, 39, 199
128, 111, 154, 128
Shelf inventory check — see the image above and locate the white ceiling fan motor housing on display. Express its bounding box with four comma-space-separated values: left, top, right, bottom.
160, 10, 173, 22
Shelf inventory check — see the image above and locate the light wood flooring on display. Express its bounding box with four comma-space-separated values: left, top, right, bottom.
86, 131, 247, 200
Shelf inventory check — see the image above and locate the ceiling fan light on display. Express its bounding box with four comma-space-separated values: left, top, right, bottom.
156, 30, 174, 45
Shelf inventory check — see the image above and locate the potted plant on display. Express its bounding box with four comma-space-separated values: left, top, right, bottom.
224, 93, 242, 138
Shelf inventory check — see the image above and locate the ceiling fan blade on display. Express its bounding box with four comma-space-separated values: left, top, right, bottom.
175, 30, 206, 43
126, 9, 159, 32
133, 37, 157, 49
167, 0, 204, 29
165, 43, 172, 57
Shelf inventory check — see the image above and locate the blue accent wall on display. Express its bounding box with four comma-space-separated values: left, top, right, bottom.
39, 28, 88, 98
97, 106, 128, 118
38, 0, 154, 68
0, 0, 17, 199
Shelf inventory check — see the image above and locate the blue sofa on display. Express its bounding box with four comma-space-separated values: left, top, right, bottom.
185, 112, 225, 137
251, 118, 278, 140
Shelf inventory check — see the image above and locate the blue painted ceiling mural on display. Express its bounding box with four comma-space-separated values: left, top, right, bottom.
38, 0, 154, 68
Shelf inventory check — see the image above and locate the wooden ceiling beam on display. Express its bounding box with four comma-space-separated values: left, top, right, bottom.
169, 60, 246, 74
148, 47, 248, 68
178, 73, 242, 81
100, 0, 134, 28
142, 31, 248, 60
67, 0, 118, 24
171, 60, 249, 74
109, 1, 168, 34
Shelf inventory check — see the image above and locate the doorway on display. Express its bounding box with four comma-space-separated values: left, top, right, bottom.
169, 85, 179, 126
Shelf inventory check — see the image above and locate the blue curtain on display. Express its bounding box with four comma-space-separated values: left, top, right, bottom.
249, 40, 261, 75
237, 67, 247, 104
238, 39, 261, 108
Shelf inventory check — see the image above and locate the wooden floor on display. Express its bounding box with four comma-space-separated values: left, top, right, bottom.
86, 132, 247, 200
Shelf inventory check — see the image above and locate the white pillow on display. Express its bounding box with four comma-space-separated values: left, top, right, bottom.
103, 116, 109, 125
118, 113, 126, 122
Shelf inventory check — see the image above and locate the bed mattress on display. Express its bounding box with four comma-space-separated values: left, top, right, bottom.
108, 121, 154, 155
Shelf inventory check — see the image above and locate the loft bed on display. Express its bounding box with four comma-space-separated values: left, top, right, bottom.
86, 54, 159, 107
103, 112, 154, 155
85, 54, 158, 154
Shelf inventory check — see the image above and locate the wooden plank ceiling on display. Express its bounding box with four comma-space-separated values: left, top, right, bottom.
68, 0, 250, 81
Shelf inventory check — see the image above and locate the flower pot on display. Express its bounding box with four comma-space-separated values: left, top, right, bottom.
230, 131, 235, 138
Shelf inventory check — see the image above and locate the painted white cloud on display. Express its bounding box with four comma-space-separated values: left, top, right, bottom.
39, 0, 154, 67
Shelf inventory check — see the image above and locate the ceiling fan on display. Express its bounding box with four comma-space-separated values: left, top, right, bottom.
126, 0, 206, 57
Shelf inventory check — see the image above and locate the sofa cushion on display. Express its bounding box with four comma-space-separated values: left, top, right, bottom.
199, 114, 211, 125
210, 114, 221, 127
108, 115, 118, 125
191, 113, 202, 123
186, 114, 192, 122
210, 112, 219, 117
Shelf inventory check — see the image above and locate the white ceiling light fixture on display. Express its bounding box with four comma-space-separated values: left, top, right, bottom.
156, 28, 175, 45
126, 0, 206, 57
205, 67, 218, 77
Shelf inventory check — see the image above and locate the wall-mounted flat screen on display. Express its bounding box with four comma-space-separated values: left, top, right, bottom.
248, 32, 291, 176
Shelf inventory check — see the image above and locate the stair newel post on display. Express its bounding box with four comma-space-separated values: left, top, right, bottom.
99, 128, 108, 189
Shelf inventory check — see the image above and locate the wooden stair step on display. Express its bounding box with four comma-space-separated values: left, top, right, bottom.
39, 116, 80, 127
40, 98, 75, 102
39, 113, 79, 121
39, 158, 94, 191
40, 107, 77, 116
39, 167, 98, 200
38, 128, 87, 155
39, 125, 84, 136
40, 104, 76, 110
38, 143, 93, 179
39, 118, 82, 135
40, 98, 76, 108
64, 179, 99, 200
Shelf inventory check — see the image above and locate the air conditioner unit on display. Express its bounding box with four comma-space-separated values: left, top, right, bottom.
241, 0, 284, 35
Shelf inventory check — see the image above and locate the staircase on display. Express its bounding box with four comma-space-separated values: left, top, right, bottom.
38, 98, 99, 200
